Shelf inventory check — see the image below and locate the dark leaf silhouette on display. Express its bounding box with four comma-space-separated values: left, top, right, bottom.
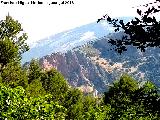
97, 18, 102, 23
97, 0, 160, 54
137, 9, 142, 16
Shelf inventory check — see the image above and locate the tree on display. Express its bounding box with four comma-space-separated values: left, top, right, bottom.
25, 59, 46, 97
64, 88, 84, 119
97, 0, 160, 54
134, 81, 160, 116
41, 68, 69, 102
0, 38, 19, 70
103, 74, 139, 119
104, 74, 138, 104
0, 84, 66, 119
27, 59, 42, 84
0, 15, 29, 70
103, 74, 160, 119
1, 62, 28, 88
25, 79, 46, 97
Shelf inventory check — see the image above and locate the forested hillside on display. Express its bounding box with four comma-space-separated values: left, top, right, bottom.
0, 15, 160, 119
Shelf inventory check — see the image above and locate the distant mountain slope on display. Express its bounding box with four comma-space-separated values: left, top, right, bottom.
24, 16, 160, 95
38, 33, 160, 95
22, 17, 133, 63
22, 22, 110, 63
90, 35, 160, 87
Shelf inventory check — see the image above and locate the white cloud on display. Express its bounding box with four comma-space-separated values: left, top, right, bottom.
100, 22, 108, 28
28, 42, 38, 48
80, 31, 96, 41
100, 21, 114, 31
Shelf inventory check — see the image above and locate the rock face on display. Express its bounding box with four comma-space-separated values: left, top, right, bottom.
38, 35, 160, 94
39, 51, 109, 94
91, 36, 160, 87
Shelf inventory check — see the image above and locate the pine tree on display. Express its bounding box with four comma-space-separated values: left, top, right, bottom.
0, 15, 29, 71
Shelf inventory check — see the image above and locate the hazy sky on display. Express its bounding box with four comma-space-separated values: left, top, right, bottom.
0, 0, 155, 43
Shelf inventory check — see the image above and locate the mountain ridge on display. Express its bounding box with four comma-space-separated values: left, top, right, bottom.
22, 17, 133, 63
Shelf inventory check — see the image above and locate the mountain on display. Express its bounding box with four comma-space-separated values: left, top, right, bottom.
22, 22, 110, 63
38, 34, 160, 95
39, 51, 108, 95
24, 16, 160, 95
91, 33, 160, 87
22, 17, 133, 63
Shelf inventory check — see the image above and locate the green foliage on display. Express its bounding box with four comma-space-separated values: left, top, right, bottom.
0, 84, 66, 119
82, 96, 110, 120
104, 74, 138, 106
0, 15, 29, 54
0, 75, 2, 83
25, 79, 46, 98
41, 68, 69, 102
64, 88, 84, 119
0, 38, 19, 70
28, 59, 42, 84
1, 62, 28, 88
135, 81, 160, 116
64, 89, 108, 120
103, 74, 160, 119
0, 15, 29, 70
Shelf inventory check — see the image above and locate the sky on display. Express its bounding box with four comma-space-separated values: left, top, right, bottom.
0, 0, 156, 44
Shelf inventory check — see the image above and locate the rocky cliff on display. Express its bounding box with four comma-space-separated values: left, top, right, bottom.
38, 35, 160, 95
39, 51, 110, 95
